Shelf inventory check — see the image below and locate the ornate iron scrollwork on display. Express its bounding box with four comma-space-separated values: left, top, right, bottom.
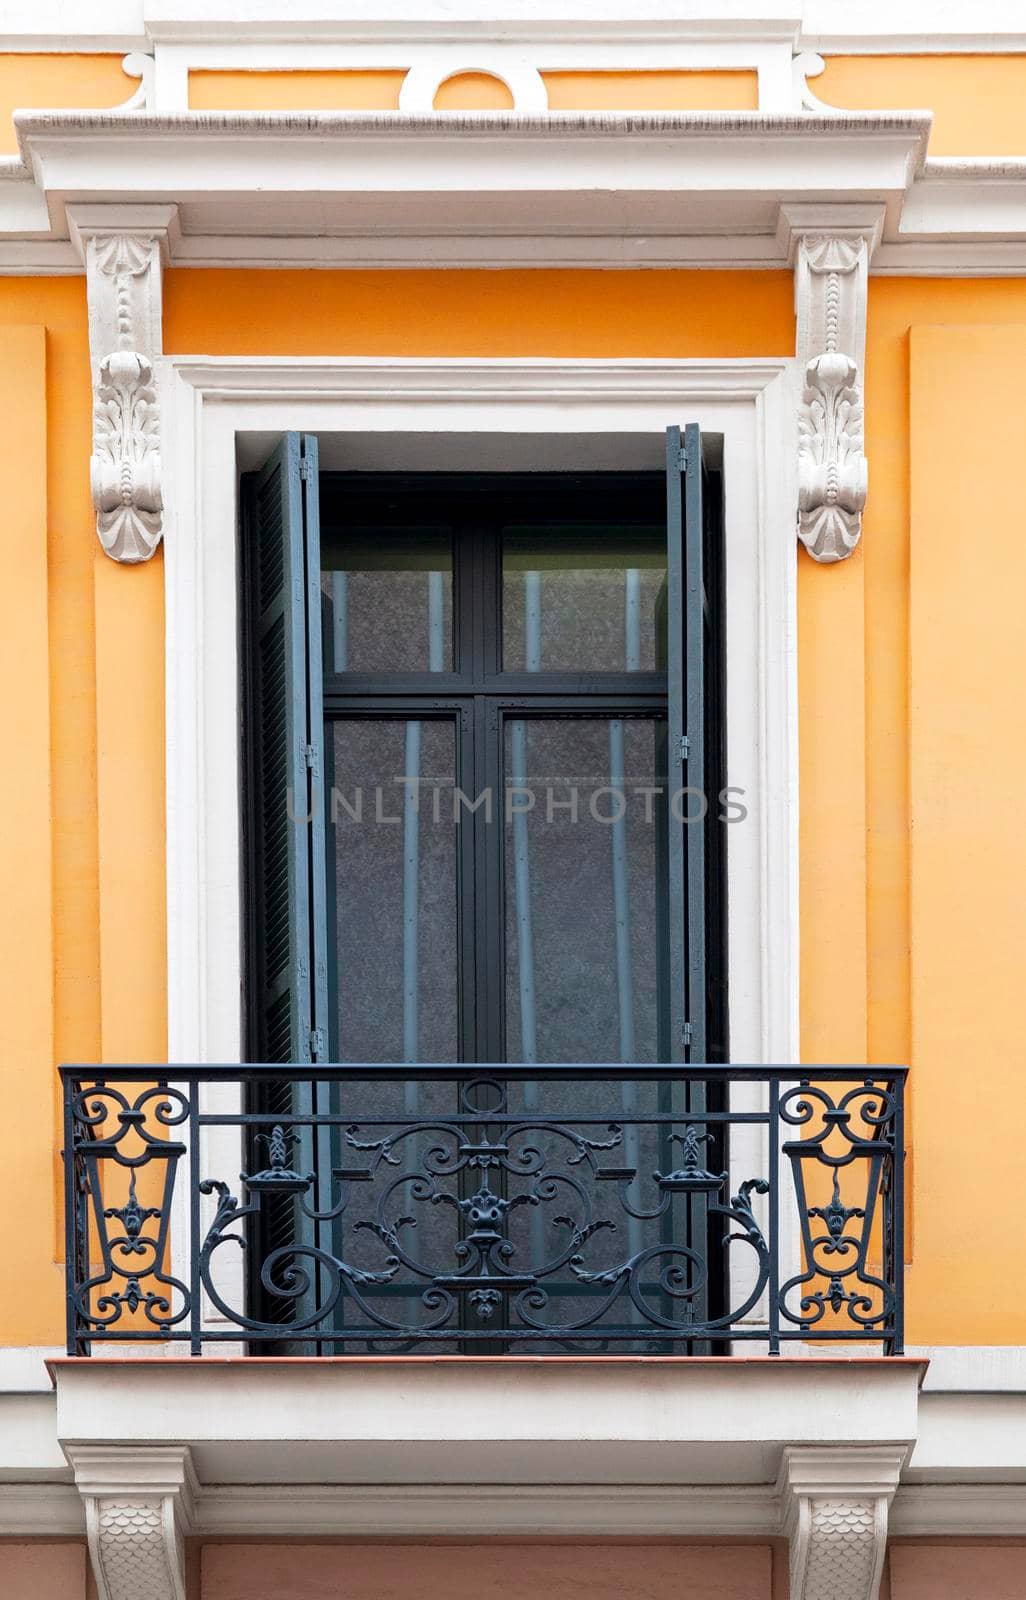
61, 1064, 904, 1354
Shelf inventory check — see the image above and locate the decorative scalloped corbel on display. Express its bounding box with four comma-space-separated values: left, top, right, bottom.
67, 1444, 196, 1600
67, 205, 179, 563
780, 203, 884, 563
792, 52, 836, 115
117, 54, 156, 113
781, 1445, 905, 1600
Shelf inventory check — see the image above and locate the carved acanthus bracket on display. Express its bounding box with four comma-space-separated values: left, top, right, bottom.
68, 1444, 196, 1600
781, 1445, 905, 1600
783, 205, 883, 563
69, 206, 178, 563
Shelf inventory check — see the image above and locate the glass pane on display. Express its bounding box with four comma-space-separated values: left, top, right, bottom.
503, 716, 668, 1063
328, 719, 458, 1061
320, 527, 453, 673
502, 526, 666, 672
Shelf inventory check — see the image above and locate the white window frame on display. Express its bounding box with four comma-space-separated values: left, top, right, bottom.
163, 354, 798, 1337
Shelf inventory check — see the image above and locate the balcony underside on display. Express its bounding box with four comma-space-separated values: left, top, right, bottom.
51, 1352, 924, 1497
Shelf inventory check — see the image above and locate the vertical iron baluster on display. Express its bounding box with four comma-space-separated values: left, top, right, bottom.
62, 1071, 80, 1355
189, 1087, 201, 1356
768, 1074, 781, 1356
892, 1071, 905, 1356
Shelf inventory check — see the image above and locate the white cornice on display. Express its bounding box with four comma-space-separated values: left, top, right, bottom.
13, 105, 930, 145
0, 94, 1021, 274
1, 107, 934, 275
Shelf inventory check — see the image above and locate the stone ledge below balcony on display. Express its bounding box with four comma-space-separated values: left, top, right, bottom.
49, 1353, 925, 1490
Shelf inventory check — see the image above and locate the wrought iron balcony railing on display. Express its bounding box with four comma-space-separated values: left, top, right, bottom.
61, 1063, 905, 1356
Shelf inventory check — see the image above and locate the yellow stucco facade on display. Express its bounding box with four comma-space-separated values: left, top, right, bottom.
3, 255, 1026, 1344
0, 46, 1017, 1350
6, 13, 1026, 1596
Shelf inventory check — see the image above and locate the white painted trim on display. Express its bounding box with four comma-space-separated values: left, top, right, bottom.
0, 1346, 63, 1392
0, 1485, 84, 1537
910, 1346, 1026, 1393
891, 1484, 1026, 1537
163, 355, 798, 1082
24, 105, 1026, 277
3, 1475, 1026, 1542
162, 354, 798, 1335
13, 234, 1026, 278
197, 1480, 783, 1536
398, 53, 548, 113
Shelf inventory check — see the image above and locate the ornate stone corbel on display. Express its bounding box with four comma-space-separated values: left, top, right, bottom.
67, 1444, 196, 1600
68, 205, 179, 563
781, 204, 884, 563
781, 1445, 905, 1600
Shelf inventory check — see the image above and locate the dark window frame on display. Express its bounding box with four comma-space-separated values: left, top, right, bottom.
240, 442, 728, 1073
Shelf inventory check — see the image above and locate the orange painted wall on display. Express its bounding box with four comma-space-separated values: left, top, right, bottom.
189, 71, 406, 111
6, 258, 1026, 1347
0, 54, 132, 155
815, 55, 1026, 156
802, 278, 1026, 1342
0, 279, 166, 1345
187, 69, 757, 113
544, 71, 757, 110
433, 73, 514, 111
163, 269, 794, 357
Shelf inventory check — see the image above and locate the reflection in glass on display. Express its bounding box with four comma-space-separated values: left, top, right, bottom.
503, 526, 667, 672
328, 719, 458, 1063
503, 717, 668, 1064
321, 527, 453, 673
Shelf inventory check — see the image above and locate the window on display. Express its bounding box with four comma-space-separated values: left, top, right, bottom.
240, 431, 727, 1074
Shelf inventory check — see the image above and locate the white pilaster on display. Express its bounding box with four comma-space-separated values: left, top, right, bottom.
782, 1444, 905, 1600
780, 202, 885, 563
67, 203, 179, 563
68, 1443, 196, 1600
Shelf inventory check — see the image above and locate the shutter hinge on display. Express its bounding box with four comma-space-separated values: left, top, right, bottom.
303, 742, 319, 776
308, 1026, 326, 1059
681, 1021, 693, 1049
299, 455, 313, 482
678, 734, 690, 763
678, 446, 688, 473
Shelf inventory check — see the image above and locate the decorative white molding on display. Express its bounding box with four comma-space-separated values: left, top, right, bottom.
68, 1444, 196, 1600
398, 53, 548, 112
782, 204, 883, 562
4, 108, 937, 277
118, 52, 156, 112
782, 1446, 904, 1600
792, 50, 835, 113
68, 205, 179, 563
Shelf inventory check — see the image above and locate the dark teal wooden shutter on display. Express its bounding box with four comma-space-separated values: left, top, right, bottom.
249, 432, 328, 1063
245, 433, 328, 1340
665, 423, 707, 1064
